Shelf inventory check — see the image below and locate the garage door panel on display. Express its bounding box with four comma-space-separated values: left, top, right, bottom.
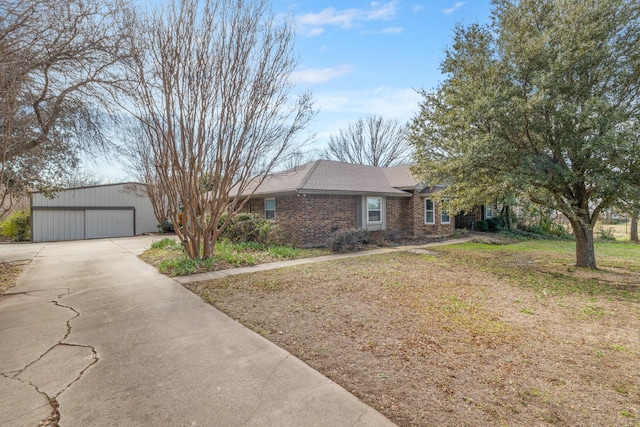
32, 210, 84, 242
85, 210, 134, 239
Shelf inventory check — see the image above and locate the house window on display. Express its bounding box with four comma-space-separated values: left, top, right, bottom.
367, 197, 382, 223
485, 205, 495, 219
441, 199, 451, 224
425, 199, 435, 224
265, 198, 276, 220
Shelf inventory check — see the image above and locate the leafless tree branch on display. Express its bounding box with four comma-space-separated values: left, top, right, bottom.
323, 115, 412, 167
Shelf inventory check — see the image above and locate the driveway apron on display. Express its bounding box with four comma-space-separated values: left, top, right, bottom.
0, 237, 394, 426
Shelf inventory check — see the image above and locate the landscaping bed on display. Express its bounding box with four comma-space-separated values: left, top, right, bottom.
184, 239, 640, 426
140, 237, 330, 276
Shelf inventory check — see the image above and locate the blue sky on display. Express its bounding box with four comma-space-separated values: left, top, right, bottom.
279, 0, 493, 151
96, 1, 493, 180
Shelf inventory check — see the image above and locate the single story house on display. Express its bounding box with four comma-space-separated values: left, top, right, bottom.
236, 160, 455, 247
30, 182, 158, 242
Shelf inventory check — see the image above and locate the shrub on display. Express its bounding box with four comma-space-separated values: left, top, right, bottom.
477, 220, 489, 232
597, 227, 616, 241
157, 219, 174, 233
525, 218, 570, 239
327, 228, 369, 253
486, 217, 501, 232
0, 210, 30, 241
220, 213, 286, 245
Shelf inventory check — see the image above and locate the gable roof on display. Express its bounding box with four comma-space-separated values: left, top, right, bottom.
240, 160, 420, 197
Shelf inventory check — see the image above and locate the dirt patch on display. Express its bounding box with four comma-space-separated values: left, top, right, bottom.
0, 262, 23, 296
185, 248, 640, 426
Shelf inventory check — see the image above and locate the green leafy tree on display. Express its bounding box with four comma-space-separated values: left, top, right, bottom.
410, 0, 640, 268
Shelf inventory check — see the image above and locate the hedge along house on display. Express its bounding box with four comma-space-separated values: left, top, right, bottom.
30, 183, 158, 243
234, 160, 454, 247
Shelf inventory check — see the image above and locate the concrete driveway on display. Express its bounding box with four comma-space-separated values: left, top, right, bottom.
0, 236, 394, 426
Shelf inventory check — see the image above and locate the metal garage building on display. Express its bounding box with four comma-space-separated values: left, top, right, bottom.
30, 182, 159, 243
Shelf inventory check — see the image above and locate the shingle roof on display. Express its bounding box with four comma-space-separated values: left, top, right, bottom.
241, 160, 419, 197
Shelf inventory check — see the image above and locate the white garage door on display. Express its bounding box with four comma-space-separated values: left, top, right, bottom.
86, 210, 134, 239
31, 208, 135, 242
32, 210, 85, 242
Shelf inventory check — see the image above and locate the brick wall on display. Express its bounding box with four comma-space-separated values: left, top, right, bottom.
409, 191, 455, 237
385, 197, 412, 240
244, 194, 358, 247
298, 194, 358, 246
242, 191, 454, 247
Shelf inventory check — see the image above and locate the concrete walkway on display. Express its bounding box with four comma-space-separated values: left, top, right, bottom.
0, 236, 396, 426
175, 236, 475, 285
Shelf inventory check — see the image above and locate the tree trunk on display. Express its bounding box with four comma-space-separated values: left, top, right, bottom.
570, 219, 597, 269
202, 236, 214, 259
501, 205, 513, 230
631, 210, 639, 243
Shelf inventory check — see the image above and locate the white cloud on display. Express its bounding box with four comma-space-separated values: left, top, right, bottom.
304, 27, 325, 37
365, 2, 398, 20
443, 2, 465, 15
380, 26, 404, 35
315, 86, 421, 121
291, 65, 353, 84
297, 2, 398, 36
305, 87, 421, 147
412, 4, 426, 13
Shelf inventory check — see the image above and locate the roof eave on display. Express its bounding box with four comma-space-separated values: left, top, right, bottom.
299, 189, 412, 198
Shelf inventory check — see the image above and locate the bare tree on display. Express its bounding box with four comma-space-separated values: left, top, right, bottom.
280, 148, 321, 170
122, 122, 169, 225
125, 0, 314, 259
60, 172, 104, 189
0, 0, 132, 217
323, 115, 412, 167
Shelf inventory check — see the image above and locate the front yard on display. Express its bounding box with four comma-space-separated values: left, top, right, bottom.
183, 238, 640, 426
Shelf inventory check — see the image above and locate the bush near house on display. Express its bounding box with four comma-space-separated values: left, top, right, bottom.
0, 210, 30, 241
477, 220, 489, 232
327, 228, 370, 253
157, 219, 174, 233
220, 213, 286, 246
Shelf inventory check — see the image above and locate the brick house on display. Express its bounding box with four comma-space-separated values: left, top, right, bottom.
236, 160, 455, 247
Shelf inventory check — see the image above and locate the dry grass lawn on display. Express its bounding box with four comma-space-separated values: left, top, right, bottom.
184, 238, 640, 426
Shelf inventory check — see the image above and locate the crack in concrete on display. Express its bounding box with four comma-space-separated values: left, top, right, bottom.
0, 373, 58, 425
243, 353, 290, 425
1, 292, 99, 427
4, 288, 70, 298
353, 406, 369, 426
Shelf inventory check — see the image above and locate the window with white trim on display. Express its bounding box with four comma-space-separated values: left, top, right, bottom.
367, 197, 382, 223
441, 199, 450, 224
265, 198, 276, 220
425, 199, 435, 224
485, 205, 495, 219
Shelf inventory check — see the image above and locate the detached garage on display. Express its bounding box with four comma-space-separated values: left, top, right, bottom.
31, 182, 159, 243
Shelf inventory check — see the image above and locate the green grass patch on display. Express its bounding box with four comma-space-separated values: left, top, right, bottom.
150, 237, 181, 250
